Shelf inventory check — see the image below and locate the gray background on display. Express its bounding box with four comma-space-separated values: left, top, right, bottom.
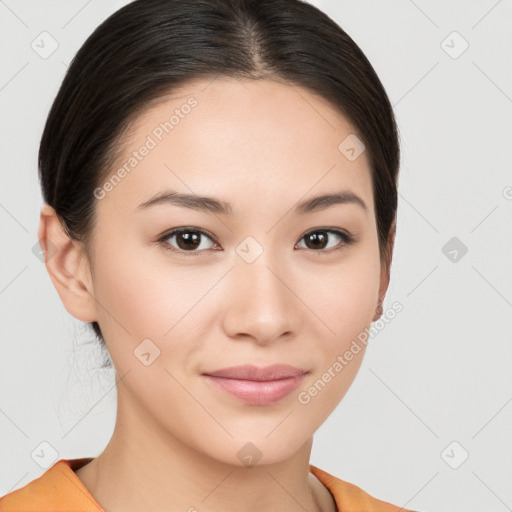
1, 1, 511, 511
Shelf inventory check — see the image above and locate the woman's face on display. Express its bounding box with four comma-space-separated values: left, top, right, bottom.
76, 77, 387, 465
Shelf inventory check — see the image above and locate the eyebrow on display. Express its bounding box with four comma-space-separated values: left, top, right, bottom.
136, 189, 367, 216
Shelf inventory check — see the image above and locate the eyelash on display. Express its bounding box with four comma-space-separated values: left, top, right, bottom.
156, 227, 356, 257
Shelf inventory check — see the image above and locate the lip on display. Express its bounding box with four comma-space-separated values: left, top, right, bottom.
203, 364, 309, 406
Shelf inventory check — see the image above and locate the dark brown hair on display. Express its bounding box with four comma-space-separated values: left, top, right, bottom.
38, 0, 400, 357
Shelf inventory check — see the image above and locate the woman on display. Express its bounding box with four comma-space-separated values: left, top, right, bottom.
0, 0, 413, 510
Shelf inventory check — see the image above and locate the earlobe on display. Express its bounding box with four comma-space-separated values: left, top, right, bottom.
38, 203, 98, 323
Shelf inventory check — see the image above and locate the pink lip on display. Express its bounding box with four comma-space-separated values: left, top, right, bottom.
203, 364, 308, 405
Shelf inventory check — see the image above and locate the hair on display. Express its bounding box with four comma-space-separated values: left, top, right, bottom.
38, 0, 400, 358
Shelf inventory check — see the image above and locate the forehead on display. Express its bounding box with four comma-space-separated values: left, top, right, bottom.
98, 76, 373, 216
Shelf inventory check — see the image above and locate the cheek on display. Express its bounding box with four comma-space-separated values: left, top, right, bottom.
90, 235, 220, 359
292, 257, 379, 418
296, 248, 381, 346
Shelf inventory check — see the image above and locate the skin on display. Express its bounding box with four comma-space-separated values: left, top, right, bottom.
39, 76, 394, 512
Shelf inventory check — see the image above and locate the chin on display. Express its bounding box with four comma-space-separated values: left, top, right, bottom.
190, 430, 310, 469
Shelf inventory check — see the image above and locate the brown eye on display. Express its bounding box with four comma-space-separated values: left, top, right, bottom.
160, 228, 217, 255
296, 229, 354, 253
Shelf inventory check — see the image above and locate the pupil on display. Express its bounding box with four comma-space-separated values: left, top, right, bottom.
307, 231, 327, 249
178, 231, 200, 250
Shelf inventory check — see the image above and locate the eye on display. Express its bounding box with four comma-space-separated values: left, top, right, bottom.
157, 226, 355, 257
295, 228, 355, 254
158, 227, 219, 256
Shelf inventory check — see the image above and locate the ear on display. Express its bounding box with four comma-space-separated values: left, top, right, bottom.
372, 220, 396, 322
37, 203, 98, 323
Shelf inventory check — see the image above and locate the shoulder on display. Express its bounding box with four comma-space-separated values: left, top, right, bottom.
309, 464, 416, 512
0, 458, 102, 512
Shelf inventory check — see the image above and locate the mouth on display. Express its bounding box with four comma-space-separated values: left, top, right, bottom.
202, 364, 309, 406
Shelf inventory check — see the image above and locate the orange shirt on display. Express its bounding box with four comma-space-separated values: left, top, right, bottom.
0, 458, 412, 512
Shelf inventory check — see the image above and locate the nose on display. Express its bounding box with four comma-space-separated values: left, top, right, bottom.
221, 248, 302, 345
